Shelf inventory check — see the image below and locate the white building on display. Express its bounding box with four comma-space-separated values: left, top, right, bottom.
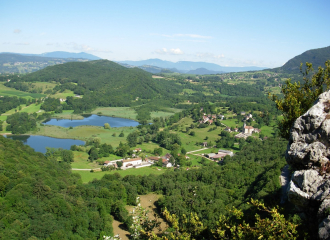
122, 158, 142, 168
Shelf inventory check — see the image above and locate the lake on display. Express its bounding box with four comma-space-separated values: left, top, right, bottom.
5, 135, 85, 154
44, 114, 139, 128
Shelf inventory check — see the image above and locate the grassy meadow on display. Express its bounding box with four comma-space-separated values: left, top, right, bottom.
0, 83, 45, 98
35, 124, 136, 147
91, 107, 138, 119
75, 167, 167, 183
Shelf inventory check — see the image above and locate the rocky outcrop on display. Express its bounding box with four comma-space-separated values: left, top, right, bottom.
286, 90, 330, 239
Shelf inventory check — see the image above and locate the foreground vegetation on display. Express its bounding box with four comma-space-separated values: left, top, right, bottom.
0, 134, 303, 239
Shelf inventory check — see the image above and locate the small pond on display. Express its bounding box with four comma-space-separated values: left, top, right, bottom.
43, 114, 139, 128
5, 135, 84, 154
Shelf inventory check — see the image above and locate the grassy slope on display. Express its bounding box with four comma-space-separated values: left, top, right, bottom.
0, 82, 45, 98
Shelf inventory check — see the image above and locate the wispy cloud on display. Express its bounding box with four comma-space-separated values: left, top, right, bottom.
154, 48, 184, 55
173, 34, 212, 39
65, 42, 112, 53
152, 33, 212, 42
15, 42, 29, 45
13, 29, 21, 34
195, 52, 225, 59
2, 42, 11, 45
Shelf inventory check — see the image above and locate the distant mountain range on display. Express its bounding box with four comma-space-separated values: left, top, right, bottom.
1, 46, 330, 75
274, 46, 330, 73
118, 59, 267, 74
2, 51, 101, 60
0, 52, 101, 74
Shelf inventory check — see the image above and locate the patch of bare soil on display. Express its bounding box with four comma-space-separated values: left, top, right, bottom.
112, 193, 168, 238
112, 219, 130, 240
137, 193, 168, 233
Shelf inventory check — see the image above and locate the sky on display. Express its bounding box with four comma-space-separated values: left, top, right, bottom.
1, 0, 329, 68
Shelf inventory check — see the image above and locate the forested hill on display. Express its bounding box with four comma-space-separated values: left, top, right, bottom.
19, 60, 183, 108
274, 45, 330, 73
0, 136, 119, 239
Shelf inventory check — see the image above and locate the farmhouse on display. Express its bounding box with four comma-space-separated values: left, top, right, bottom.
122, 157, 142, 168
244, 126, 254, 134
206, 153, 217, 158
218, 149, 234, 157
162, 159, 173, 168
148, 156, 160, 162
224, 127, 231, 132
133, 148, 142, 152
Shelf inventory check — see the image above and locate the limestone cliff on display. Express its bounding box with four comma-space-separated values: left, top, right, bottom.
286, 90, 330, 239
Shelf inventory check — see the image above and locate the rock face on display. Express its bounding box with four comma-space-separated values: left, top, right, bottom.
286, 90, 330, 239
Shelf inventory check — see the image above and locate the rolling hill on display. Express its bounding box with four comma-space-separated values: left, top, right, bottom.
274, 46, 330, 72
18, 60, 182, 108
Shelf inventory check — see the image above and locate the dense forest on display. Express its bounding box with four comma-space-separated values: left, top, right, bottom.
0, 134, 303, 239
274, 46, 330, 73
5, 60, 184, 112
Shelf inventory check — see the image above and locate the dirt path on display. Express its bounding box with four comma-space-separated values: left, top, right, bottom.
187, 147, 208, 154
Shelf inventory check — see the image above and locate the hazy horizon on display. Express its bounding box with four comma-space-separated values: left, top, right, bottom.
1, 0, 329, 68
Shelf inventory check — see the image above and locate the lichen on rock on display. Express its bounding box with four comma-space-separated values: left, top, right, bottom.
286, 90, 330, 239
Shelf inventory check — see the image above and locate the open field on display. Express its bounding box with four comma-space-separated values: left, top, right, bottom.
20, 104, 43, 113
221, 118, 243, 128
91, 107, 137, 119
0, 83, 45, 98
71, 151, 99, 169
168, 117, 227, 152
1, 103, 42, 117
260, 125, 276, 137
51, 89, 75, 99
75, 167, 167, 183
30, 82, 57, 93
150, 109, 181, 119
91, 107, 181, 120
52, 110, 84, 120
34, 124, 136, 147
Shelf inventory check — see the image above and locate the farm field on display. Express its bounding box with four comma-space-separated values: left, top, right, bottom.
52, 110, 84, 120
91, 107, 180, 120
51, 89, 75, 99
91, 107, 137, 119
75, 167, 167, 183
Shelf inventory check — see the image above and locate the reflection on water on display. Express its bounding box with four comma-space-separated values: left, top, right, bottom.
8, 134, 30, 143
5, 135, 84, 154
44, 114, 139, 128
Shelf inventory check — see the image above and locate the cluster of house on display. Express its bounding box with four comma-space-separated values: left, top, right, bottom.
204, 149, 234, 160
103, 152, 189, 169
199, 113, 225, 125
233, 122, 261, 139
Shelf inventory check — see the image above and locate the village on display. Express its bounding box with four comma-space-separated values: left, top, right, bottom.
101, 147, 234, 171
99, 109, 262, 172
